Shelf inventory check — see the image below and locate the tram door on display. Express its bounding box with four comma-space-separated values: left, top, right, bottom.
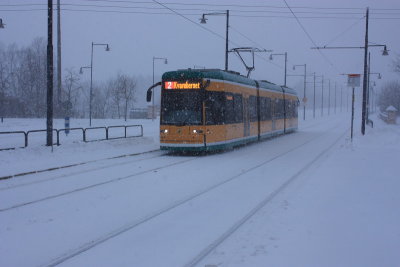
243, 97, 250, 136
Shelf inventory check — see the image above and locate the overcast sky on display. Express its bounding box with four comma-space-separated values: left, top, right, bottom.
1, 0, 399, 93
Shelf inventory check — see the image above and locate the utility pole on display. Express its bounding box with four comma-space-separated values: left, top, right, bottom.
321, 76, 324, 117
313, 72, 316, 119
328, 79, 331, 115
334, 81, 337, 114
347, 85, 349, 112
361, 7, 369, 135
366, 52, 371, 122
340, 86, 343, 112
225, 10, 229, 71
46, 0, 54, 146
351, 86, 355, 141
303, 65, 306, 120
57, 0, 61, 106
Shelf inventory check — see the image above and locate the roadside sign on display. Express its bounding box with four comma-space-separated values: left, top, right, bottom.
347, 74, 361, 87
65, 117, 70, 135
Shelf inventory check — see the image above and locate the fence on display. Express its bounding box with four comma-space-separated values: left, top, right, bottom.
0, 125, 143, 150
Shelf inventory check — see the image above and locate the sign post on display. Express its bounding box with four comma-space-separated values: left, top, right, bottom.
65, 116, 70, 135
347, 74, 361, 141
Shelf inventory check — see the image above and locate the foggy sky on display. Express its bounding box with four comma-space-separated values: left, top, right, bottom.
1, 0, 399, 97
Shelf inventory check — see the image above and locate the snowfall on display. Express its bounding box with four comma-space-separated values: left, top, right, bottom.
0, 107, 399, 267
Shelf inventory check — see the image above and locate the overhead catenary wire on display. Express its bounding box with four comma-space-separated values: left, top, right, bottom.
3, 2, 400, 15
323, 16, 365, 46
1, 2, 400, 19
282, 0, 340, 73
81, 0, 400, 11
1, 5, 400, 20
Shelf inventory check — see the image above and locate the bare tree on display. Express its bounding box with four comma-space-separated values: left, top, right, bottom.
17, 37, 47, 117
120, 74, 136, 121
62, 68, 82, 117
92, 83, 107, 119
378, 81, 400, 112
106, 73, 136, 120
393, 55, 400, 75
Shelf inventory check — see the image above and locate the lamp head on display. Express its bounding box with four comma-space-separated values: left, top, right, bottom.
0, 18, 4, 29
164, 58, 168, 64
378, 73, 382, 79
79, 67, 83, 74
292, 66, 296, 71
382, 45, 389, 56
269, 54, 273, 60
105, 44, 110, 51
200, 15, 207, 24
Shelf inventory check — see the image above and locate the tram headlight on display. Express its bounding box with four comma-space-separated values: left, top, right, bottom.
192, 129, 203, 134
160, 129, 168, 134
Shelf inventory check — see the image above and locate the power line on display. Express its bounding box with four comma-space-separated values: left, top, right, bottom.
82, 1, 400, 11
282, 0, 340, 73
149, 0, 241, 49
3, 2, 400, 16
2, 7, 400, 20
324, 16, 364, 46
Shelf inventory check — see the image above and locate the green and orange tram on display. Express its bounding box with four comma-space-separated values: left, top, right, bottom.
147, 69, 298, 152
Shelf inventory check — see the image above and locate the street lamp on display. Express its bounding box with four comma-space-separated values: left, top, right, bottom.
200, 10, 229, 71
79, 66, 91, 75
269, 52, 288, 86
311, 8, 389, 135
312, 73, 323, 119
0, 18, 5, 28
152, 56, 168, 121
85, 42, 110, 126
293, 64, 307, 120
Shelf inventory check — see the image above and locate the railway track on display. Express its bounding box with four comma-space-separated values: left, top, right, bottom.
42, 122, 346, 267
186, 127, 349, 267
0, 149, 161, 181
0, 154, 198, 212
0, 149, 164, 191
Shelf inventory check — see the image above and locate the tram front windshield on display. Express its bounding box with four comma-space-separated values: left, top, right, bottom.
161, 90, 202, 126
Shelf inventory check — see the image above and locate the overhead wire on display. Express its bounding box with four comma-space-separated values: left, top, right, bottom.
82, 0, 400, 11
1, 3, 400, 19
1, 2, 400, 19
323, 16, 364, 46
282, 0, 340, 73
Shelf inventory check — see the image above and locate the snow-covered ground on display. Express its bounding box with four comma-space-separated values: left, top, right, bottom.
0, 110, 399, 267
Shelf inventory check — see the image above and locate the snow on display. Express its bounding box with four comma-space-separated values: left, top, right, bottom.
0, 111, 399, 267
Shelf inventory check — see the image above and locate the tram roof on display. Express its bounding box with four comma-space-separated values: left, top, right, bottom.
162, 69, 297, 95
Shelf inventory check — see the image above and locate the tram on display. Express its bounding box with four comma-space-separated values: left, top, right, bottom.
147, 69, 298, 151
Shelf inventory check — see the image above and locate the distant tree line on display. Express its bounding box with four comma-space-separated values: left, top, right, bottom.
0, 38, 140, 120
378, 56, 400, 113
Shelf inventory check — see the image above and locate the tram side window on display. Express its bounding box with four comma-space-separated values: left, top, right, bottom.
234, 94, 243, 123
225, 93, 235, 124
206, 91, 225, 125
260, 97, 272, 120
249, 96, 258, 122
285, 100, 292, 118
275, 99, 284, 119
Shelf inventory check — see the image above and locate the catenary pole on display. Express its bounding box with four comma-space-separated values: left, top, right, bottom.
361, 7, 369, 135
46, 0, 54, 146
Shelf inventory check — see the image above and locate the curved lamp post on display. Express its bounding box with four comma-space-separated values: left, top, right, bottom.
269, 52, 288, 86
200, 10, 229, 71
293, 64, 307, 120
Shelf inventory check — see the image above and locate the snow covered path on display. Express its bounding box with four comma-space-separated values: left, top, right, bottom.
0, 114, 348, 267
1, 113, 399, 267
